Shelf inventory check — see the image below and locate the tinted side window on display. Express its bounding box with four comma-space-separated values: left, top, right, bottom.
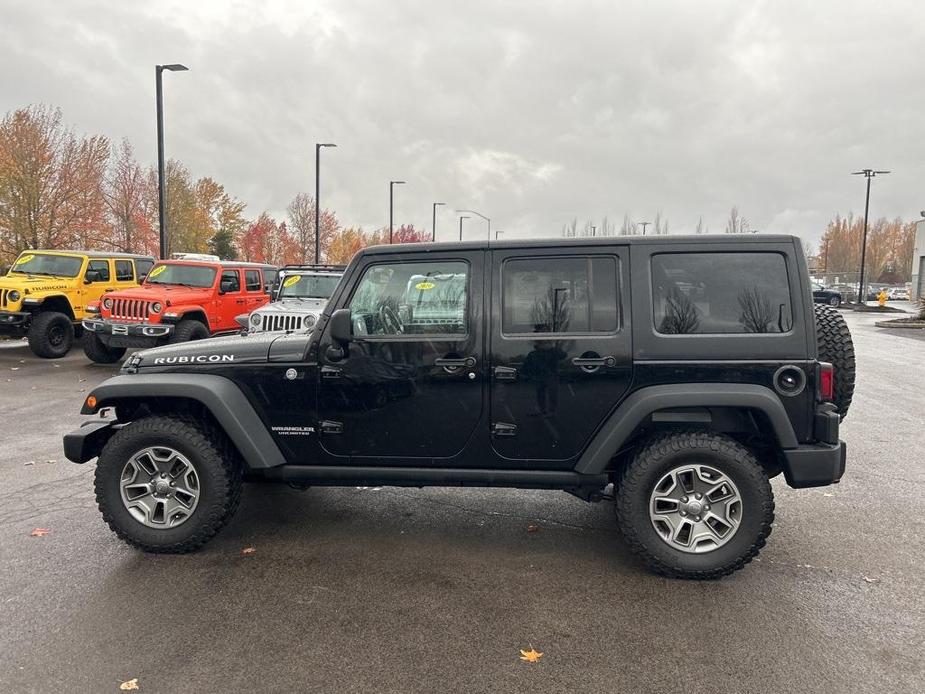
115, 260, 134, 282
220, 269, 241, 292
135, 259, 154, 279
88, 259, 110, 281
502, 256, 618, 335
245, 269, 262, 291
349, 261, 468, 336
652, 252, 792, 334
263, 268, 278, 291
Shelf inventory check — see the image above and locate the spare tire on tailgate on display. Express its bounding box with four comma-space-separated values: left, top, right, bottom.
813, 304, 856, 420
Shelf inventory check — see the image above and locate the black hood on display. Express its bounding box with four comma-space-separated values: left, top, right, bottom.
126, 334, 278, 370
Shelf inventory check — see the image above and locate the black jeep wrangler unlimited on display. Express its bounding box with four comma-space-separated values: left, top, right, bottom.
64, 235, 854, 579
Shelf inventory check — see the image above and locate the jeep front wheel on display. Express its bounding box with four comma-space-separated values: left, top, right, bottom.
83, 332, 127, 364
28, 311, 75, 358
615, 430, 774, 579
168, 318, 210, 344
94, 415, 243, 553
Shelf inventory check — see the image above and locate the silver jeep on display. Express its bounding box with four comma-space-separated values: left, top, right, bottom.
246, 265, 344, 334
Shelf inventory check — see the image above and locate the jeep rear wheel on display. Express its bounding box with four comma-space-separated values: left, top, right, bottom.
814, 304, 855, 420
94, 415, 243, 553
28, 311, 75, 358
615, 430, 774, 579
168, 318, 210, 344
83, 332, 127, 364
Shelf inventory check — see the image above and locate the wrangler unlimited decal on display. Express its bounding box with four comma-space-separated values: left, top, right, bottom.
152, 355, 236, 364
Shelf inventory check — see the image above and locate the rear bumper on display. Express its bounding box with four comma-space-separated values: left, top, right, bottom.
782, 440, 846, 488
63, 419, 119, 464
0, 311, 31, 333
83, 318, 173, 347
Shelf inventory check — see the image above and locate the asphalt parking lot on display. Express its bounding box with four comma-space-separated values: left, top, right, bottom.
1, 309, 923, 694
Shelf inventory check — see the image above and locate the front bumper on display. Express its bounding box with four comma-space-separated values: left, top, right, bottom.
83, 318, 173, 347
64, 419, 119, 464
782, 440, 847, 488
0, 310, 31, 333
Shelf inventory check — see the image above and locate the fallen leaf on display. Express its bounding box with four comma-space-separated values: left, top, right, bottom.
862, 576, 880, 584
45, 459, 57, 465
241, 547, 256, 555
520, 647, 543, 663
526, 525, 540, 533
823, 493, 833, 497
30, 528, 50, 537
119, 678, 139, 691
23, 460, 35, 466
10, 367, 19, 371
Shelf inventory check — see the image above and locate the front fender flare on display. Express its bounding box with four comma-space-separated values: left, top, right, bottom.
81, 374, 285, 469
574, 383, 799, 475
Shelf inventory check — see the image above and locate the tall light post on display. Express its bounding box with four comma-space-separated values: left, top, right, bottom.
458, 209, 490, 239
458, 216, 470, 241
637, 221, 651, 236
314, 143, 336, 264
852, 169, 890, 304
389, 180, 405, 243
155, 63, 188, 259
432, 202, 445, 242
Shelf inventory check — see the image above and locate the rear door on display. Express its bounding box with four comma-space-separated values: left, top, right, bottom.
243, 269, 266, 313
488, 248, 633, 467
217, 268, 245, 331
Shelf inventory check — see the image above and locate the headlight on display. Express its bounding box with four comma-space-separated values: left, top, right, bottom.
303, 314, 316, 328
8, 290, 20, 302
150, 302, 162, 314
102, 298, 113, 310
251, 313, 262, 326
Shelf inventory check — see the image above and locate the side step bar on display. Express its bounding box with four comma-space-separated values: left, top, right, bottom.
259, 465, 608, 490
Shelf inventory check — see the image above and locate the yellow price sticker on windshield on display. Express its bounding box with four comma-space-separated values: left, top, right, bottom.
15, 254, 35, 265
148, 265, 167, 278
415, 281, 436, 290
283, 275, 301, 288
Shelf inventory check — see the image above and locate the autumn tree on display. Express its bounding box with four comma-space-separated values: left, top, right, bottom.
286, 193, 340, 263
103, 139, 156, 255
392, 224, 427, 244
725, 206, 750, 234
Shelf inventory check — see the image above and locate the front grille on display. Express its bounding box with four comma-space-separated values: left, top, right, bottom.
110, 298, 151, 322
260, 313, 305, 332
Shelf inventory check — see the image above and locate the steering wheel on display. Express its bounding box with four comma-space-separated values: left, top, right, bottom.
378, 304, 404, 334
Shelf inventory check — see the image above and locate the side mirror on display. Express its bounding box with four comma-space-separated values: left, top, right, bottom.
329, 308, 352, 344
220, 280, 235, 294
84, 270, 101, 284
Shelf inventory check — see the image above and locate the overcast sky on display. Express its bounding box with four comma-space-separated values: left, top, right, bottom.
1, 0, 923, 248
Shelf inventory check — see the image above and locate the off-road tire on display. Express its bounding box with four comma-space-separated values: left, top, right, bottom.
83, 332, 127, 364
27, 311, 75, 358
95, 415, 243, 553
814, 304, 855, 420
168, 318, 210, 344
615, 430, 775, 580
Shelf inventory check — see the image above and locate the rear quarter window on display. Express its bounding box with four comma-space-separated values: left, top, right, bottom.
652, 252, 793, 334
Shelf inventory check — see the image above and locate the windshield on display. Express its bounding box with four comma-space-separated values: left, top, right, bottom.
10, 253, 83, 278
144, 264, 216, 288
278, 273, 341, 299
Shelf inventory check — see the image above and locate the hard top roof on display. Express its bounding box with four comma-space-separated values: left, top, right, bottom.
280, 264, 346, 272
356, 234, 799, 256
19, 250, 155, 260
155, 259, 278, 269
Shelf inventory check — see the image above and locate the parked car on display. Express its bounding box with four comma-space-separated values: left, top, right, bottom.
0, 250, 154, 358
81, 259, 278, 363
812, 282, 842, 307
888, 287, 909, 301
66, 234, 853, 579
243, 264, 344, 335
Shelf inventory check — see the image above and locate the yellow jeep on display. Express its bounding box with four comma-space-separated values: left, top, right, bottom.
0, 250, 155, 358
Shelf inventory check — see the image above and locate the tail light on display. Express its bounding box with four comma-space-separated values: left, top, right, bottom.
818, 362, 834, 402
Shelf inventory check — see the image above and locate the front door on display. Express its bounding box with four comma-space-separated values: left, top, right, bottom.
488, 248, 633, 467
317, 251, 484, 462
216, 268, 245, 331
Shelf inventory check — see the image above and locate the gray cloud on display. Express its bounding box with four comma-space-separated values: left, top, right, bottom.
1, 0, 923, 247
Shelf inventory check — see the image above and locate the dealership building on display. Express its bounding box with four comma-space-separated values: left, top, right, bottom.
913, 217, 925, 300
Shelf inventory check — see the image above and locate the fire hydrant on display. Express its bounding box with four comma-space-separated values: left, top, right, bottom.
877, 289, 888, 307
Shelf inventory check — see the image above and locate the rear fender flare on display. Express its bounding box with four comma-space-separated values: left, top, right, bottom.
82, 374, 285, 469
574, 383, 799, 475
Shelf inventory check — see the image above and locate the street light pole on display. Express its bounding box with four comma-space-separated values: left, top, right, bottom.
314, 143, 336, 264
432, 202, 445, 242
637, 221, 651, 236
155, 63, 188, 259
389, 180, 405, 243
458, 216, 470, 241
458, 209, 490, 239
852, 169, 890, 304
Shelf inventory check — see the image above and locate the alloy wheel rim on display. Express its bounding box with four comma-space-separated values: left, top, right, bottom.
119, 447, 201, 528
648, 464, 743, 554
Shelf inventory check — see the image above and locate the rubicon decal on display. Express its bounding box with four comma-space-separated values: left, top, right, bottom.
152, 355, 235, 364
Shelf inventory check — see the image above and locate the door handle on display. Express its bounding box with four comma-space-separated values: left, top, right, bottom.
434, 356, 476, 368
492, 422, 517, 437
571, 356, 616, 367
493, 366, 518, 381
320, 420, 343, 434
321, 365, 342, 379
235, 298, 246, 304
